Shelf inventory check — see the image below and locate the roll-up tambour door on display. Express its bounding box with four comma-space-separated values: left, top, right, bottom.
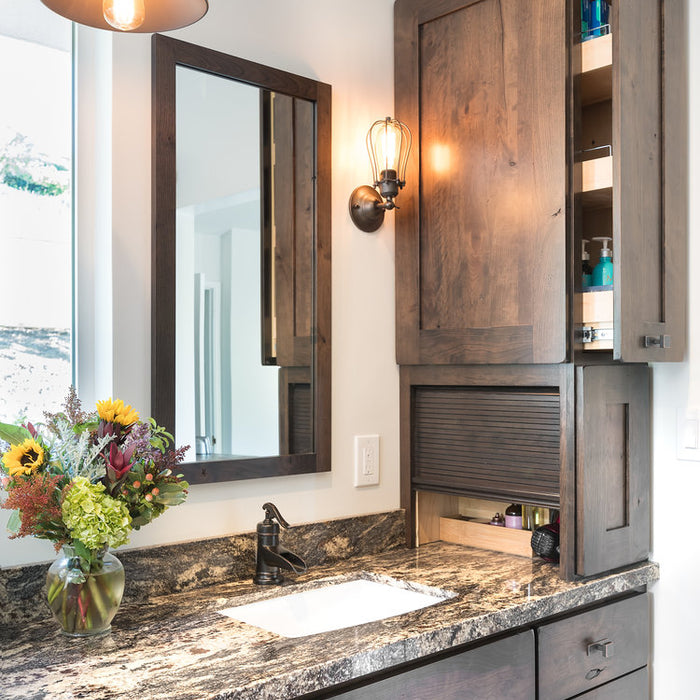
412, 386, 560, 506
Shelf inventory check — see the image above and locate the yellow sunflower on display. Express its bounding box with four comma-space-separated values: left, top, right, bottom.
96, 398, 140, 427
2, 439, 45, 477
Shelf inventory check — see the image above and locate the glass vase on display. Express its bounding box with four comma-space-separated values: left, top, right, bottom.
46, 545, 125, 637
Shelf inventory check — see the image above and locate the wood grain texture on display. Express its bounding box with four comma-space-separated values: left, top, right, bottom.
538, 594, 649, 700
440, 516, 534, 558
572, 667, 648, 699
576, 364, 650, 576
412, 386, 562, 504
273, 94, 313, 368
330, 631, 536, 700
614, 0, 687, 362
151, 35, 331, 484
400, 364, 575, 579
278, 366, 312, 455
415, 491, 460, 544
394, 0, 566, 365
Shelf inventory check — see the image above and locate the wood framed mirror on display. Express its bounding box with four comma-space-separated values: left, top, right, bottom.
151, 34, 331, 484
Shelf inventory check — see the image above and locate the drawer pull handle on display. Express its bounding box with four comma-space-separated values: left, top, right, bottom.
644, 334, 671, 349
587, 638, 615, 658
586, 668, 605, 681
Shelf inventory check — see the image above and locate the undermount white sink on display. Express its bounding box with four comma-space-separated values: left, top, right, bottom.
218, 576, 454, 638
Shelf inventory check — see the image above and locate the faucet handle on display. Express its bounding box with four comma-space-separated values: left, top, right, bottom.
262, 502, 290, 529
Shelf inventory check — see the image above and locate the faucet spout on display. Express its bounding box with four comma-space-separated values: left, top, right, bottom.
260, 545, 307, 573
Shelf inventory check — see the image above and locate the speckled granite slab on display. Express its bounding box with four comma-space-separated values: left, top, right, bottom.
0, 541, 658, 700
0, 509, 406, 625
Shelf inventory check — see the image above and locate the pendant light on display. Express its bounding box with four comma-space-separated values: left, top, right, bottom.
40, 0, 208, 33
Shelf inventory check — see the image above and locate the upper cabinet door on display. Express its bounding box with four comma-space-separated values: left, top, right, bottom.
394, 0, 567, 365
613, 0, 687, 362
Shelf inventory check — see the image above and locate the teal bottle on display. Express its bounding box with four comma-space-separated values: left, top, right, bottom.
592, 236, 613, 287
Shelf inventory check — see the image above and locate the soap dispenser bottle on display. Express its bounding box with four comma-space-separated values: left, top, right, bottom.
592, 236, 613, 287
582, 239, 593, 289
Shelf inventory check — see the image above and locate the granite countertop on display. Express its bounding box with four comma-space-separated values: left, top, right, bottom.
1, 542, 658, 700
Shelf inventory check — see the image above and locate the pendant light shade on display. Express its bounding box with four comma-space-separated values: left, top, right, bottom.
40, 0, 208, 33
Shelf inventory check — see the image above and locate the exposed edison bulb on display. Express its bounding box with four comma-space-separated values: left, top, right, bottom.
377, 122, 401, 171
103, 0, 146, 31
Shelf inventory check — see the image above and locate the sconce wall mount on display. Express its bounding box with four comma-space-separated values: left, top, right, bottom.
349, 117, 412, 233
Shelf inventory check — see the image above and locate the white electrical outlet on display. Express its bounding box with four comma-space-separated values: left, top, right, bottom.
354, 435, 380, 487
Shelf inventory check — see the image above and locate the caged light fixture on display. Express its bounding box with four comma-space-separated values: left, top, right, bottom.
349, 116, 412, 232
40, 0, 208, 33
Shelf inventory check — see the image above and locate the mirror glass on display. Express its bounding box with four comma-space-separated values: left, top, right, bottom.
175, 68, 313, 460
152, 35, 331, 484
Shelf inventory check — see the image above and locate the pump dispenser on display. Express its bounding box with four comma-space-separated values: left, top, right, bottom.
582, 239, 593, 288
592, 236, 613, 287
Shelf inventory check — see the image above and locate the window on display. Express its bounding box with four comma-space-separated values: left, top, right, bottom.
0, 0, 73, 421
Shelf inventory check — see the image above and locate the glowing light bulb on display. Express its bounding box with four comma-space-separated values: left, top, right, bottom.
103, 0, 146, 31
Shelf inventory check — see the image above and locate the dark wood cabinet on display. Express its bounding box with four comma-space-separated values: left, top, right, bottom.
394, 0, 681, 580
571, 668, 648, 699
395, 0, 567, 365
538, 594, 649, 700
323, 630, 535, 699
576, 364, 651, 576
307, 595, 648, 700
573, 0, 687, 363
394, 0, 687, 365
401, 362, 650, 580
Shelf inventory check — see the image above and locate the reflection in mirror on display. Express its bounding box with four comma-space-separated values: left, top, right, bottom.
152, 35, 331, 484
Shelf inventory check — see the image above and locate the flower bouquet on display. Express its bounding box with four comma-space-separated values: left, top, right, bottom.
0, 388, 189, 636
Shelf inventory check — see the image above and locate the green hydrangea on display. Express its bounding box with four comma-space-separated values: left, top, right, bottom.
62, 477, 131, 550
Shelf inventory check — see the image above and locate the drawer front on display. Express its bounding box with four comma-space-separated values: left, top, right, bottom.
538, 594, 649, 700
329, 630, 535, 699
573, 667, 648, 699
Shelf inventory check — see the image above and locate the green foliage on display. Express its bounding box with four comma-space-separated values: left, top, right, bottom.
0, 422, 31, 446
49, 415, 114, 481
61, 477, 131, 550
6, 509, 21, 534
147, 418, 174, 453
0, 133, 69, 197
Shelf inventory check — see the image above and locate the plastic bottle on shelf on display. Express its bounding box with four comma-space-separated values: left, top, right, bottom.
505, 504, 522, 530
582, 239, 593, 289
592, 236, 613, 287
581, 0, 610, 41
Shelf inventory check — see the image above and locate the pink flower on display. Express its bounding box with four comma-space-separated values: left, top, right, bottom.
103, 442, 136, 482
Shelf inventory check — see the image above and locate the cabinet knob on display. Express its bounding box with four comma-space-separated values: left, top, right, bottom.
587, 638, 615, 658
643, 334, 671, 349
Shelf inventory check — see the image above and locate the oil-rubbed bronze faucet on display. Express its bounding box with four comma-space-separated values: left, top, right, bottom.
254, 502, 307, 585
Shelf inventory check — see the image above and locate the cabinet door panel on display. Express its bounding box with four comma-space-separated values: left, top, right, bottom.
576, 365, 650, 576
395, 0, 566, 365
614, 0, 687, 361
329, 630, 535, 699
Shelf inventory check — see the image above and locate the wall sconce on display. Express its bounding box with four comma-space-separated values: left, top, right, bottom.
349, 117, 412, 233
40, 0, 208, 32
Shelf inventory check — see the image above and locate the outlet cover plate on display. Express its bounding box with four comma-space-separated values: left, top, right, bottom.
354, 435, 379, 487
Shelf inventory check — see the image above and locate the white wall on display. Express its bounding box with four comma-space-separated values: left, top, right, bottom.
0, 0, 399, 566
649, 4, 699, 696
